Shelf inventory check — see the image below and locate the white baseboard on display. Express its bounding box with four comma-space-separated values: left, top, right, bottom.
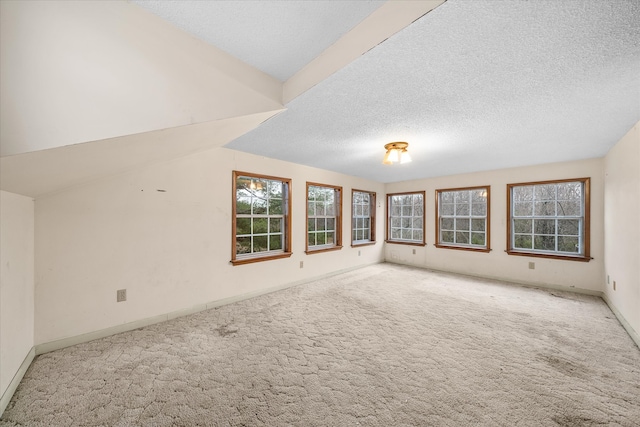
601, 293, 640, 349
384, 261, 603, 297
0, 346, 35, 417
35, 261, 382, 356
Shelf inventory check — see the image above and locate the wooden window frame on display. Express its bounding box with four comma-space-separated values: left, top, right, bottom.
306, 182, 343, 254
506, 177, 591, 262
435, 186, 491, 253
351, 189, 376, 247
231, 171, 293, 266
386, 191, 426, 246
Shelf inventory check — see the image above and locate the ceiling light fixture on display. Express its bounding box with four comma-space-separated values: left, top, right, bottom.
382, 142, 412, 165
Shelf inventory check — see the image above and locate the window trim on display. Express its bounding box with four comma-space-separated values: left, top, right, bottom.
385, 191, 426, 246
305, 182, 343, 254
351, 189, 376, 247
506, 177, 591, 262
435, 185, 491, 253
231, 171, 293, 266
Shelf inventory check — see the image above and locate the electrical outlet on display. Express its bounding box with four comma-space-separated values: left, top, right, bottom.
412, 249, 416, 255
117, 289, 127, 302
299, 261, 304, 269
613, 281, 616, 291
607, 275, 610, 284
528, 262, 535, 270
358, 250, 361, 256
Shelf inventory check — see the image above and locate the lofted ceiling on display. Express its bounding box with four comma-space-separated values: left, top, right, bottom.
139, 0, 640, 184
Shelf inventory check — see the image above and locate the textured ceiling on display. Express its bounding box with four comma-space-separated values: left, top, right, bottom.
132, 0, 385, 82
225, 0, 640, 183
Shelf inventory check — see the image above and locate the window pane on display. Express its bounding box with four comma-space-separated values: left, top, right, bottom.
401, 229, 412, 240
441, 230, 454, 243
253, 236, 268, 252
455, 191, 469, 202
471, 232, 485, 246
557, 200, 581, 216
513, 186, 533, 201
237, 197, 251, 215
534, 219, 555, 235
236, 218, 251, 235
471, 219, 485, 232
514, 219, 532, 233
325, 202, 335, 216
355, 205, 363, 216
534, 201, 555, 216
362, 204, 369, 216
535, 185, 556, 200
317, 218, 326, 231
558, 236, 579, 253
356, 230, 363, 241
267, 180, 280, 196
391, 217, 401, 227
308, 233, 315, 247
402, 206, 412, 216
455, 232, 469, 244
269, 218, 282, 233
456, 218, 470, 231
414, 230, 424, 242
236, 237, 251, 254
391, 228, 401, 239
514, 202, 532, 216
455, 203, 470, 216
441, 192, 454, 203
253, 218, 268, 234
253, 199, 267, 215
471, 203, 486, 216
269, 235, 282, 251
557, 183, 581, 200
269, 198, 283, 215
441, 203, 455, 215
558, 219, 579, 236
514, 234, 532, 249
472, 190, 486, 202
412, 217, 423, 229
316, 202, 325, 216
327, 218, 335, 231
308, 202, 315, 216
308, 218, 315, 232
534, 235, 555, 251
441, 218, 454, 230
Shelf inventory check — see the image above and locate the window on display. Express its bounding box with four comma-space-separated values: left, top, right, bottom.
507, 178, 590, 261
352, 190, 376, 246
306, 183, 342, 253
386, 191, 425, 245
231, 171, 292, 265
436, 186, 490, 252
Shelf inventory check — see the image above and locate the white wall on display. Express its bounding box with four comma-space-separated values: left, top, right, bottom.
0, 191, 34, 398
34, 148, 385, 345
604, 122, 640, 339
384, 158, 604, 293
0, 0, 282, 157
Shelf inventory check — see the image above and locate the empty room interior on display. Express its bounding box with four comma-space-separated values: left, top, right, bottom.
1, 0, 639, 425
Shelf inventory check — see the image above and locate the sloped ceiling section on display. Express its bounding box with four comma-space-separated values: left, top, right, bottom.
0, 111, 280, 198
0, 0, 283, 157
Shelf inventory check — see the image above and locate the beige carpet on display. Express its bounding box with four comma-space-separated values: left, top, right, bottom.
2, 263, 639, 426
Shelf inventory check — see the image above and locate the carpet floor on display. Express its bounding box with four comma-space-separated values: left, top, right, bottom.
2, 263, 639, 426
